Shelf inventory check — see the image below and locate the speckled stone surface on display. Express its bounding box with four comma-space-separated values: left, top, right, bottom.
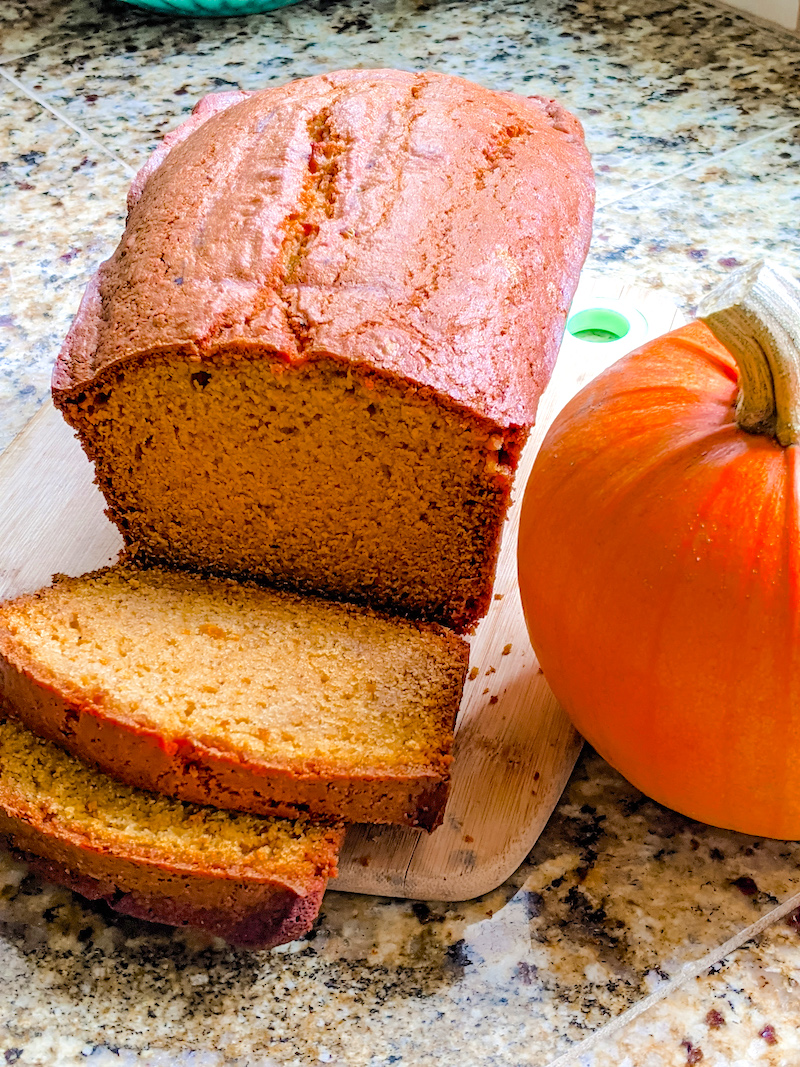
0, 83, 130, 450
5, 0, 800, 191
589, 123, 800, 309
584, 917, 800, 1066
4, 750, 800, 1067
2, 0, 800, 1063
0, 0, 149, 65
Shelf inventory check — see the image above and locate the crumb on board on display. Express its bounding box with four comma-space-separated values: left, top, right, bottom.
502, 643, 512, 655
468, 666, 479, 681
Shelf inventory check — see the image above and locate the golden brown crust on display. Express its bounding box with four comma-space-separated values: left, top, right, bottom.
0, 713, 342, 949
0, 784, 340, 889
0, 672, 452, 830
52, 69, 594, 430
7, 844, 327, 950
0, 571, 468, 829
0, 813, 335, 949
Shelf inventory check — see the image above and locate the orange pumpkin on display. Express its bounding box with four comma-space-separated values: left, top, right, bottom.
517, 262, 800, 838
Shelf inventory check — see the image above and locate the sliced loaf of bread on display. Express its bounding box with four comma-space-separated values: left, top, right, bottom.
0, 565, 468, 829
0, 715, 342, 949
52, 70, 594, 633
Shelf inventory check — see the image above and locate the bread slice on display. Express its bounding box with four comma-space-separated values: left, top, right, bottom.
52, 70, 595, 633
0, 715, 342, 949
0, 566, 468, 829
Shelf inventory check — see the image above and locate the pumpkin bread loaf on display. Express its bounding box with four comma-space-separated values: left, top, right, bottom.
0, 715, 342, 949
52, 69, 595, 632
0, 565, 468, 830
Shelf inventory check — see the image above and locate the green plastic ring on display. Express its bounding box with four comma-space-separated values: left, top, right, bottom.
567, 307, 631, 343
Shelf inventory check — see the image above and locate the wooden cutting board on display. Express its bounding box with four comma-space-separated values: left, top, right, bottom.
0, 274, 686, 902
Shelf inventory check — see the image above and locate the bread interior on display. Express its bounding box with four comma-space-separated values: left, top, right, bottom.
2, 568, 464, 774
0, 716, 334, 877
68, 353, 515, 631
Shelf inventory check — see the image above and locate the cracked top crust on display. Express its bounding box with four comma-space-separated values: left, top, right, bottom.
53, 69, 594, 429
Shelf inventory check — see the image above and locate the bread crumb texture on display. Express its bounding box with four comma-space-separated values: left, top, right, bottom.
1, 567, 465, 774
0, 715, 336, 880
74, 357, 509, 630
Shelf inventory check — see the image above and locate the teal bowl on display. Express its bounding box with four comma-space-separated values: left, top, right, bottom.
120, 0, 301, 15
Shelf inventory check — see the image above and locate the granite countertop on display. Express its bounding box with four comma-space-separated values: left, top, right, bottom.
2, 0, 800, 1063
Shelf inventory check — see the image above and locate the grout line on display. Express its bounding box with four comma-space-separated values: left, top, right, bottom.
594, 118, 800, 215
544, 886, 800, 1067
0, 66, 137, 177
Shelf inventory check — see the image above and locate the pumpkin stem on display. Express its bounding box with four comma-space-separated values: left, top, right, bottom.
698, 261, 800, 447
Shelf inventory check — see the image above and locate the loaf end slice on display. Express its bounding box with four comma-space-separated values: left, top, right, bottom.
0, 715, 343, 949
0, 566, 468, 829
